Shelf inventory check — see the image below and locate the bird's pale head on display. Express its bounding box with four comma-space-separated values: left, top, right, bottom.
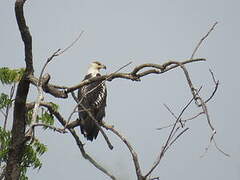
87, 61, 106, 76
91, 61, 106, 70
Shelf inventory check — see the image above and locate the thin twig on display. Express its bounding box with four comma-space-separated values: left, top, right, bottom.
157, 112, 204, 130
64, 91, 82, 127
213, 138, 230, 157
197, 94, 215, 131
29, 50, 60, 140
145, 88, 202, 178
3, 83, 16, 130
57, 30, 84, 55
164, 128, 189, 153
149, 177, 160, 180
163, 104, 184, 127
209, 69, 217, 84
191, 22, 218, 59
163, 104, 178, 119
204, 69, 219, 104
41, 102, 116, 179
25, 122, 67, 139
31, 123, 66, 133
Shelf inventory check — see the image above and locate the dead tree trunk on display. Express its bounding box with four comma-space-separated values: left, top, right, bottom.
5, 0, 33, 179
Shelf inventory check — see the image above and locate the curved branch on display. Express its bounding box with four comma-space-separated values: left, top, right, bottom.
66, 58, 205, 93
102, 123, 143, 180
41, 102, 116, 180
131, 63, 164, 75
28, 74, 68, 98
204, 69, 219, 104
69, 128, 116, 180
27, 58, 205, 99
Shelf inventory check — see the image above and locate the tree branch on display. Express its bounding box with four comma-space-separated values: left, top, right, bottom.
156, 112, 204, 130
40, 102, 116, 179
191, 22, 218, 59
26, 58, 205, 100
26, 123, 67, 135
204, 69, 219, 104
56, 30, 84, 55
3, 84, 16, 130
77, 103, 113, 150
27, 49, 63, 141
66, 58, 205, 93
102, 123, 143, 180
144, 88, 201, 178
28, 74, 68, 98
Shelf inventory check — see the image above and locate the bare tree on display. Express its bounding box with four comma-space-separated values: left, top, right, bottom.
0, 1, 228, 180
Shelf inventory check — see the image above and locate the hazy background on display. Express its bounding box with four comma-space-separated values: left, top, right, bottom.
1, 0, 239, 179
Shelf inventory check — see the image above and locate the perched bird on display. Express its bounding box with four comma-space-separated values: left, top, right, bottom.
78, 61, 107, 141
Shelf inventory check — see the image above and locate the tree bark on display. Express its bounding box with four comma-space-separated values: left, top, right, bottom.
5, 0, 33, 179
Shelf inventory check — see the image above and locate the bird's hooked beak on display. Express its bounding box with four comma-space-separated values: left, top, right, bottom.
100, 64, 106, 70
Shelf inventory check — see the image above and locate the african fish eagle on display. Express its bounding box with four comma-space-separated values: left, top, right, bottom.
78, 61, 107, 141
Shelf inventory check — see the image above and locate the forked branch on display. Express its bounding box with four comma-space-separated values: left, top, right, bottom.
41, 102, 116, 180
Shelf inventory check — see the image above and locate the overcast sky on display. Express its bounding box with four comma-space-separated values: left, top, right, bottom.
1, 0, 240, 180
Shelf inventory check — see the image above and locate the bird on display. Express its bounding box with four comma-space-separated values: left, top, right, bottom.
78, 61, 107, 141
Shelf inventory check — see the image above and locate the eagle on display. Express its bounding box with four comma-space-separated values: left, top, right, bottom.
78, 61, 107, 141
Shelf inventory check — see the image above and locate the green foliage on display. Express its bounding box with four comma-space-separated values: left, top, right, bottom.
0, 67, 25, 84
22, 139, 47, 169
26, 102, 58, 128
49, 102, 59, 111
0, 67, 58, 179
20, 139, 47, 180
39, 111, 54, 128
0, 127, 11, 163
27, 108, 55, 127
0, 93, 13, 110
0, 127, 47, 180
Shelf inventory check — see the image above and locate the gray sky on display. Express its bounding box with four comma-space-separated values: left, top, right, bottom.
1, 0, 240, 179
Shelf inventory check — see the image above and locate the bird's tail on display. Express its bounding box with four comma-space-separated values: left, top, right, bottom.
80, 116, 99, 141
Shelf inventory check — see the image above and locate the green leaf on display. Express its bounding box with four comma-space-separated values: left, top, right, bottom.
0, 127, 47, 179
20, 167, 28, 180
0, 93, 13, 109
0, 127, 11, 162
49, 102, 59, 111
0, 67, 25, 84
39, 111, 54, 127
33, 139, 48, 155
22, 139, 47, 170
